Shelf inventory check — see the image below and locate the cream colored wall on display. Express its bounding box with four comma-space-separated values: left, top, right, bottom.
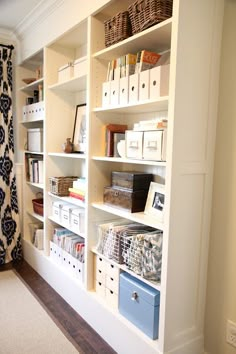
205, 0, 236, 353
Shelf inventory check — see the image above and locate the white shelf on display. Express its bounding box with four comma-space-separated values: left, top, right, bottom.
48, 152, 86, 159
92, 202, 164, 231
92, 156, 166, 167
94, 97, 168, 114
48, 192, 86, 208
24, 150, 44, 155
93, 18, 172, 60
26, 181, 44, 189
19, 118, 44, 124
27, 210, 44, 223
92, 248, 161, 291
48, 74, 87, 92
19, 77, 44, 92
48, 216, 86, 239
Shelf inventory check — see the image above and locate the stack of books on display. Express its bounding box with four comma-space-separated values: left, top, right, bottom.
69, 177, 86, 202
25, 154, 43, 184
106, 50, 162, 81
133, 118, 168, 131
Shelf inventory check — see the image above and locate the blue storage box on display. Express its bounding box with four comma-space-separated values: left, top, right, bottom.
119, 272, 160, 339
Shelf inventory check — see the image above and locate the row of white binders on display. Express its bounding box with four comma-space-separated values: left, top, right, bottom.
102, 64, 170, 107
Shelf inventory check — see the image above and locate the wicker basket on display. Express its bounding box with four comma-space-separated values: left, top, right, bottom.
32, 198, 44, 216
128, 0, 173, 35
104, 11, 132, 47
49, 176, 78, 196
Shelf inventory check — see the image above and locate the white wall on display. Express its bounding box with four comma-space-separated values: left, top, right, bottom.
205, 0, 236, 353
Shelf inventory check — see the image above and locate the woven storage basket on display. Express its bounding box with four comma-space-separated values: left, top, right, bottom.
128, 0, 173, 35
32, 198, 44, 216
49, 176, 78, 196
104, 11, 132, 47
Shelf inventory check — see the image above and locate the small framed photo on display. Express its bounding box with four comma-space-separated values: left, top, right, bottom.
72, 103, 86, 153
144, 182, 165, 221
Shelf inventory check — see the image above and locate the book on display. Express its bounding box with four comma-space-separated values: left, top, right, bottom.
38, 160, 44, 184
139, 50, 161, 72
69, 191, 85, 202
69, 187, 86, 196
125, 53, 136, 76
133, 119, 168, 131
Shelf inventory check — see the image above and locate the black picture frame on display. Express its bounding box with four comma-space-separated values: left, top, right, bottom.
72, 103, 86, 153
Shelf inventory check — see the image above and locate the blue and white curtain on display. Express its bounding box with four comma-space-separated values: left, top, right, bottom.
0, 45, 22, 264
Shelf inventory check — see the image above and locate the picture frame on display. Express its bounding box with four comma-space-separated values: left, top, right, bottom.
144, 182, 165, 221
72, 103, 86, 153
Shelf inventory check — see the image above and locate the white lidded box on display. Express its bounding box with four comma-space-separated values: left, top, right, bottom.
70, 208, 85, 234
58, 62, 73, 82
73, 56, 87, 78
60, 204, 78, 228
126, 130, 143, 159
27, 128, 43, 152
143, 129, 167, 161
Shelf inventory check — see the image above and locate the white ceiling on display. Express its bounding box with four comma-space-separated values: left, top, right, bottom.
0, 0, 40, 31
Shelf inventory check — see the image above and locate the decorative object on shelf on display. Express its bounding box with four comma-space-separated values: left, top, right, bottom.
117, 139, 126, 158
32, 196, 44, 216
72, 104, 86, 153
22, 78, 36, 85
144, 182, 165, 221
62, 138, 73, 153
105, 124, 127, 157
104, 11, 132, 47
49, 176, 78, 196
128, 0, 173, 35
104, 171, 152, 212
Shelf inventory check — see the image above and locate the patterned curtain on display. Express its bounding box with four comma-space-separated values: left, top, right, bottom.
0, 45, 22, 264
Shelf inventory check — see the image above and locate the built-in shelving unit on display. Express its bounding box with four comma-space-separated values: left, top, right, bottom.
17, 1, 223, 353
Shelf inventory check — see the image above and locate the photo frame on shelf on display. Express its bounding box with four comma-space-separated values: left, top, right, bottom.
144, 182, 165, 222
72, 103, 86, 153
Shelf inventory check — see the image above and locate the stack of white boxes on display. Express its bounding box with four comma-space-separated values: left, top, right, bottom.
52, 201, 85, 236
95, 255, 120, 309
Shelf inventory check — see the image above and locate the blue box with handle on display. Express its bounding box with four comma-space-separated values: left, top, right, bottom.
119, 272, 160, 339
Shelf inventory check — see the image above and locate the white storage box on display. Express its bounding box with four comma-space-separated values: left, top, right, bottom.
76, 260, 84, 282
105, 287, 118, 309
143, 129, 167, 161
139, 70, 150, 101
102, 81, 111, 107
126, 130, 143, 159
129, 73, 139, 104
52, 201, 66, 222
73, 56, 87, 78
58, 63, 73, 82
96, 280, 106, 298
119, 77, 129, 105
110, 79, 120, 106
27, 128, 43, 152
60, 204, 77, 228
150, 64, 170, 99
71, 208, 85, 234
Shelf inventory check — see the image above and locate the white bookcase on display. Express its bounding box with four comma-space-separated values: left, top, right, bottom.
18, 0, 223, 353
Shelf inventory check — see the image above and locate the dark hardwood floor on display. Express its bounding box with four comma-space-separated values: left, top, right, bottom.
0, 259, 117, 354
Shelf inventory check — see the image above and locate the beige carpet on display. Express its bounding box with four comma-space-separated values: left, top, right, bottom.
0, 270, 79, 354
